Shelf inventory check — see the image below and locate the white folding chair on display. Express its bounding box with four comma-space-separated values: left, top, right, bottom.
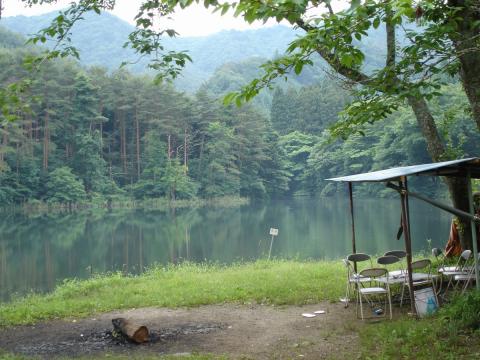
356, 267, 392, 320
377, 255, 404, 276
383, 251, 407, 277
431, 247, 445, 293
400, 259, 439, 307
342, 253, 372, 307
441, 250, 473, 294
453, 252, 480, 293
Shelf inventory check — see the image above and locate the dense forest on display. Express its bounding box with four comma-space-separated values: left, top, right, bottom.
0, 20, 479, 206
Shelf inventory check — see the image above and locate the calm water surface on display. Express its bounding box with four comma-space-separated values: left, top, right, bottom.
0, 196, 452, 301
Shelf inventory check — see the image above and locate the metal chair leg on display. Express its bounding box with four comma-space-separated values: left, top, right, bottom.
359, 291, 364, 320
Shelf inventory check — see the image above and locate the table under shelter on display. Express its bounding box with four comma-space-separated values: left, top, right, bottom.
327, 157, 480, 316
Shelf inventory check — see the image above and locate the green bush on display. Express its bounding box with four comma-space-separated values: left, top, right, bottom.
439, 290, 480, 334
360, 289, 480, 359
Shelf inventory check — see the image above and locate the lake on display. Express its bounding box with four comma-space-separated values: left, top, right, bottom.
0, 196, 452, 301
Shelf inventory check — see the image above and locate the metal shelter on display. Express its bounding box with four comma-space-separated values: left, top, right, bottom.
327, 157, 480, 315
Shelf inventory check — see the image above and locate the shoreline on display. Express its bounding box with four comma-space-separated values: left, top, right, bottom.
0, 196, 250, 214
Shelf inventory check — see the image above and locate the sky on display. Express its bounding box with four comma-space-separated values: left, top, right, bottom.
2, 0, 279, 37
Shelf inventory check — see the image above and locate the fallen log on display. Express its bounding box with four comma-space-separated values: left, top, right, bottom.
112, 318, 149, 343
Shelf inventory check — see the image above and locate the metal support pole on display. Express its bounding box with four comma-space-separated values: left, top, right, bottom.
386, 182, 480, 223
466, 170, 480, 290
400, 177, 416, 316
348, 182, 357, 272
268, 234, 274, 260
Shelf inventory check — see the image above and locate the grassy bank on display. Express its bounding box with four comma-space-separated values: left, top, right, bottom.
0, 260, 344, 327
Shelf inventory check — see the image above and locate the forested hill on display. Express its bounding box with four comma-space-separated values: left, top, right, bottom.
0, 26, 26, 48
0, 11, 298, 92
1, 11, 478, 206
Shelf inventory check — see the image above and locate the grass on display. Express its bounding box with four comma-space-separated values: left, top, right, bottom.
0, 259, 344, 327
2, 258, 480, 359
359, 290, 480, 359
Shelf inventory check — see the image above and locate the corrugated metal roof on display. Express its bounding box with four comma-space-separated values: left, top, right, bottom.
327, 157, 480, 182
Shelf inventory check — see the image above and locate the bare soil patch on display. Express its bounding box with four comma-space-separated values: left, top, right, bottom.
0, 302, 364, 359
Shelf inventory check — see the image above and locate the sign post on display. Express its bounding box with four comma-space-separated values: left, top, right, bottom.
268, 228, 278, 260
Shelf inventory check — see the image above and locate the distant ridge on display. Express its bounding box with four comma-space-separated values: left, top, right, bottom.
0, 11, 299, 91
0, 25, 26, 48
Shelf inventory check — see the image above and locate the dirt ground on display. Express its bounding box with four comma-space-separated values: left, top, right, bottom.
0, 302, 370, 359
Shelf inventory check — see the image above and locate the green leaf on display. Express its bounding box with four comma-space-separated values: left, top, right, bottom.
294, 62, 303, 75
221, 4, 230, 16
350, 0, 361, 10
165, 29, 177, 37
223, 92, 237, 105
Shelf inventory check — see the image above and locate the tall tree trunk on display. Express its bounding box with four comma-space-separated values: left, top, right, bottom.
449, 1, 480, 131
406, 96, 446, 158
458, 56, 480, 131
43, 110, 49, 171
445, 1, 480, 248
27, 115, 33, 155
197, 134, 205, 174
100, 122, 103, 147
108, 140, 112, 180
15, 142, 19, 177
34, 118, 39, 144
409, 95, 473, 248
0, 128, 6, 167
385, 5, 395, 68
184, 128, 187, 174
167, 134, 171, 161
135, 103, 140, 180
120, 112, 127, 177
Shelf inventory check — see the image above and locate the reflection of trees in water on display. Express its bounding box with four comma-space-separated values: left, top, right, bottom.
0, 211, 91, 300
0, 208, 208, 300
0, 198, 451, 300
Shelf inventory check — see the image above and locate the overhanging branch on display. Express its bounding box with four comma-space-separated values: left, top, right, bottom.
295, 19, 371, 84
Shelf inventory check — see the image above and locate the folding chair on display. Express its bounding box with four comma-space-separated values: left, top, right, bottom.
377, 255, 403, 274
400, 259, 439, 307
453, 252, 480, 294
383, 251, 406, 276
356, 268, 392, 320
342, 253, 372, 307
347, 253, 372, 267
441, 249, 473, 294
384, 250, 407, 259
431, 247, 445, 293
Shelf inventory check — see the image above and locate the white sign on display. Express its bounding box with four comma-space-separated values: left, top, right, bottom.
269, 228, 279, 236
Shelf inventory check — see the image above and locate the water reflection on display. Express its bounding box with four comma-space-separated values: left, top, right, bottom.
0, 196, 451, 301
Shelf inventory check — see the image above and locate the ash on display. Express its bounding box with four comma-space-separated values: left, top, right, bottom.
15, 322, 227, 358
